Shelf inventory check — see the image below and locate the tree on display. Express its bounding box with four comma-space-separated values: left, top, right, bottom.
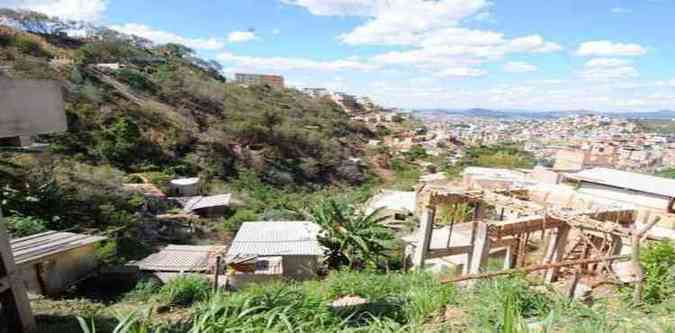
310, 199, 395, 270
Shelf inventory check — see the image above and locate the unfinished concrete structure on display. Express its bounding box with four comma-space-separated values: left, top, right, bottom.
0, 79, 67, 146
407, 187, 652, 292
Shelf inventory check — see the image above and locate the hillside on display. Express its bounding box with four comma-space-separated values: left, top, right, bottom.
0, 14, 374, 187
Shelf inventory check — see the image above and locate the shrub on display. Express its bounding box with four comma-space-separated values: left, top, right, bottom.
159, 275, 210, 306
125, 278, 162, 301
639, 240, 675, 305
223, 209, 258, 232
12, 35, 45, 57
5, 216, 48, 237
115, 69, 157, 94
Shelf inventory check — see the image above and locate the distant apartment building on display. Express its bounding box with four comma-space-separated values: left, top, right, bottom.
235, 73, 285, 89
302, 88, 331, 98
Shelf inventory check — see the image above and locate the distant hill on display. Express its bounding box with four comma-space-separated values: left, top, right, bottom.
0, 9, 376, 187
413, 108, 675, 121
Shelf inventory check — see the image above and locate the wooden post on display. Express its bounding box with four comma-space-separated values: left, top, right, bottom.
567, 269, 582, 300
0, 210, 36, 333
468, 221, 490, 277
213, 256, 221, 292
543, 224, 570, 283
413, 207, 435, 270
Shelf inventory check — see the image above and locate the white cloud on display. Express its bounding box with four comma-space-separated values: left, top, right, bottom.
503, 61, 537, 73
579, 57, 638, 81
434, 67, 487, 78
505, 35, 562, 53
217, 52, 377, 72
110, 24, 226, 50
4, 0, 107, 21
338, 0, 489, 46
280, 0, 374, 16
576, 40, 646, 57
611, 7, 632, 14
272, 28, 281, 35
227, 31, 258, 43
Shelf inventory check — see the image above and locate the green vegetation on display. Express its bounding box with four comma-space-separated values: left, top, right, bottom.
637, 119, 675, 134
634, 240, 675, 305
656, 168, 675, 179
444, 144, 536, 178
311, 200, 396, 270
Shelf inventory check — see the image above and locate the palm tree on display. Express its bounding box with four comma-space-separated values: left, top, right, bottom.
310, 199, 395, 270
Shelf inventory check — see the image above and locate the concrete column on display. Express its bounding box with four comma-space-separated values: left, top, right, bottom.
413, 206, 435, 270
543, 224, 571, 283
503, 243, 516, 270
468, 221, 490, 276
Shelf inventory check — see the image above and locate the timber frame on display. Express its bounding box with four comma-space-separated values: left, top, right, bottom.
411, 188, 654, 293
0, 210, 36, 332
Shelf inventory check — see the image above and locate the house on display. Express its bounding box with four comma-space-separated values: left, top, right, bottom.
366, 190, 417, 230
563, 168, 675, 238
235, 73, 284, 89
11, 231, 107, 296
173, 194, 233, 217
226, 222, 323, 288
134, 245, 226, 283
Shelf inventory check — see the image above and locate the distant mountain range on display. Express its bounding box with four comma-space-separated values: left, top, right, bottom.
412, 108, 675, 120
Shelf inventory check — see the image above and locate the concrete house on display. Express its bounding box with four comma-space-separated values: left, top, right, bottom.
226, 222, 323, 288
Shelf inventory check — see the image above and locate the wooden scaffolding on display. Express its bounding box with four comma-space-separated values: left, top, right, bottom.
411, 188, 656, 300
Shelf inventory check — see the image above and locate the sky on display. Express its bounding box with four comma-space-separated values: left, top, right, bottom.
3, 0, 675, 112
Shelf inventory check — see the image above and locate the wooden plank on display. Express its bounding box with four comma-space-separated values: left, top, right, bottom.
442, 254, 630, 283
0, 210, 36, 332
493, 215, 561, 238
427, 245, 473, 259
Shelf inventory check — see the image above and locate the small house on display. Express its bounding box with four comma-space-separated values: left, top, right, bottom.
11, 231, 107, 296
134, 245, 226, 283
176, 194, 232, 217
226, 222, 323, 288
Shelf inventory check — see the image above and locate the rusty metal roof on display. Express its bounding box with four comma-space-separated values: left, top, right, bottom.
10, 231, 107, 265
135, 245, 227, 272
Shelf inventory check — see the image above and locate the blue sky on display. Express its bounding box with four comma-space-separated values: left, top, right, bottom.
4, 0, 675, 111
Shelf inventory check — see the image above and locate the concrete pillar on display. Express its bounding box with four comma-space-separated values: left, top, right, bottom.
413, 206, 435, 270
543, 224, 571, 283
468, 221, 491, 276
503, 243, 516, 270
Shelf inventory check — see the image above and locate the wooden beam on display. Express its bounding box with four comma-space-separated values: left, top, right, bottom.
442, 254, 630, 283
0, 275, 9, 293
427, 245, 473, 259
0, 210, 36, 333
492, 215, 561, 238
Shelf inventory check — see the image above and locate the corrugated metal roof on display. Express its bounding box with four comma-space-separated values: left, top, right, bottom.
136, 245, 227, 272
226, 221, 323, 258
182, 194, 232, 212
567, 168, 675, 198
10, 231, 107, 265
